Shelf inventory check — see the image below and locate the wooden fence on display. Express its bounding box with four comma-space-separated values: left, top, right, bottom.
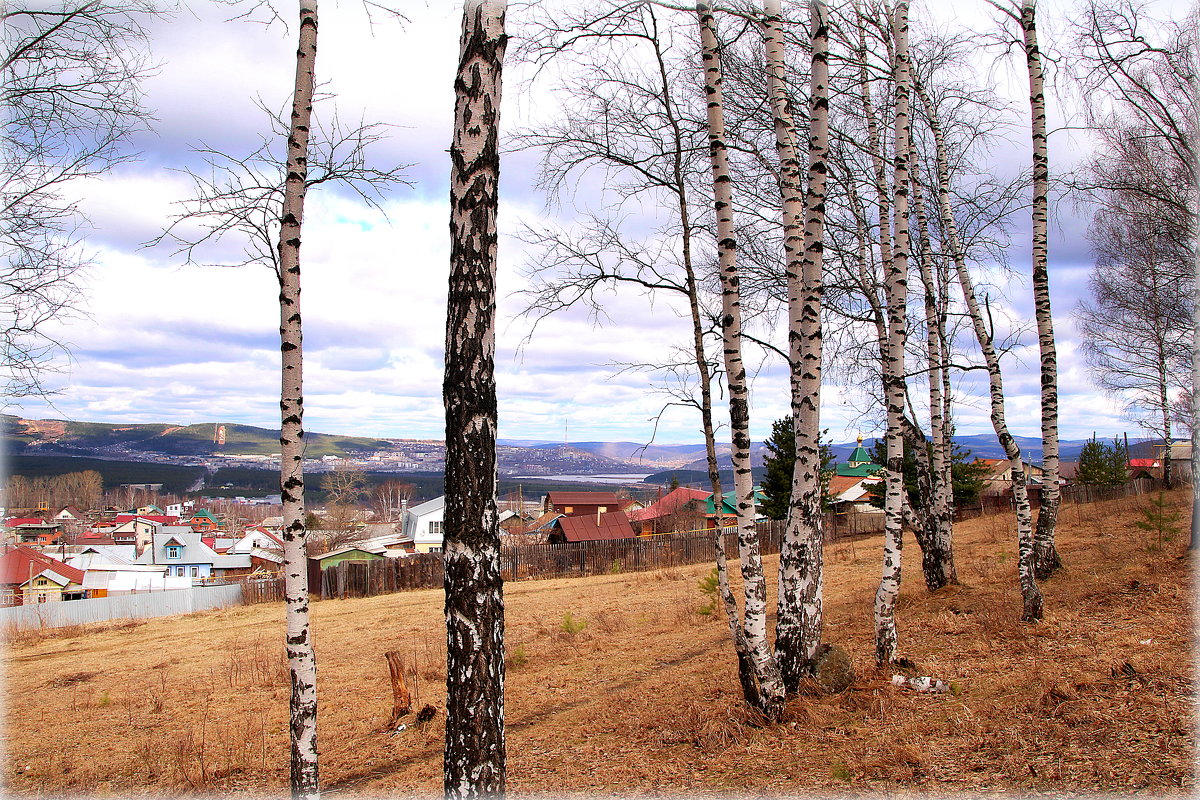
956, 477, 1164, 520
316, 511, 888, 601
237, 575, 287, 605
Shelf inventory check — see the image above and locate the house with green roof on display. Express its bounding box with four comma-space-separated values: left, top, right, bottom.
704, 487, 768, 529
188, 510, 220, 533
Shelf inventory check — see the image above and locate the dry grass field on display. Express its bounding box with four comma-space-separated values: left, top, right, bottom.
3, 490, 1195, 798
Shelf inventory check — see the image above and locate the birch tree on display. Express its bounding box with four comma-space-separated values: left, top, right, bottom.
1070, 0, 1196, 489
917, 66, 1044, 624
697, 0, 786, 719
153, 12, 411, 796
763, 0, 830, 689
1012, 0, 1062, 579
444, 0, 507, 794
278, 3, 319, 795
871, 0, 913, 665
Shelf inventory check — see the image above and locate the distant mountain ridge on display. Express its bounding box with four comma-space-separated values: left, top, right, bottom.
5, 414, 1139, 468
4, 415, 403, 459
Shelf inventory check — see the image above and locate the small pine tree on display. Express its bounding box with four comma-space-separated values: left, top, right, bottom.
761, 418, 834, 520
761, 417, 796, 521
1134, 492, 1181, 551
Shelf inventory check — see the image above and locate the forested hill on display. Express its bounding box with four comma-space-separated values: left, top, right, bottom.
3, 415, 403, 459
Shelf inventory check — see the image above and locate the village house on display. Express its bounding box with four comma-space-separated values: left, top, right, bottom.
4, 517, 64, 546
826, 437, 884, 513
401, 496, 445, 554
0, 546, 87, 605
188, 510, 220, 533
134, 529, 252, 582
975, 458, 1046, 496
705, 488, 769, 529
628, 487, 710, 536
311, 533, 413, 569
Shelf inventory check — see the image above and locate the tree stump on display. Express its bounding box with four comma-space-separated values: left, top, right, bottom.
385, 651, 412, 729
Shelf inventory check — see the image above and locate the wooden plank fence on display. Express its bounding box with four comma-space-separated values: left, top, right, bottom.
956, 477, 1164, 520
315, 511, 888, 601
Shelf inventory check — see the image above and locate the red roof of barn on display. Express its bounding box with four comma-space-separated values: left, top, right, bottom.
554, 511, 637, 542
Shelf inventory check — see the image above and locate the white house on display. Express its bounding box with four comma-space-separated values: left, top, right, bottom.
401, 496, 445, 554
229, 527, 283, 555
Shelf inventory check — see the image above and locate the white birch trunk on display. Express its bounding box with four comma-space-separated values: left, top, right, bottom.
909, 152, 957, 589
764, 0, 829, 691
277, 2, 319, 796
696, 0, 785, 720
874, 0, 911, 666
1021, 1, 1062, 580
663, 37, 758, 698
444, 2, 507, 795
917, 79, 1044, 622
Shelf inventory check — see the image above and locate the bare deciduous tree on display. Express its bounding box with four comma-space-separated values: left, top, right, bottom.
873, 0, 912, 666
370, 478, 414, 522
151, 8, 409, 796
1070, 0, 1196, 489
918, 57, 1043, 624
443, 0, 507, 794
1, 0, 162, 398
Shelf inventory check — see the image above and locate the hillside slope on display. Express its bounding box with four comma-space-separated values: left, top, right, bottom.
3, 490, 1193, 796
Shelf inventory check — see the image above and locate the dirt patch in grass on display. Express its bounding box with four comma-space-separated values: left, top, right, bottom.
3, 490, 1194, 797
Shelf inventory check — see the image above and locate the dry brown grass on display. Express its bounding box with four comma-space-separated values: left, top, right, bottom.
3, 490, 1195, 797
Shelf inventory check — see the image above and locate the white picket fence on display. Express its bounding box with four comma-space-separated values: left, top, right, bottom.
0, 584, 243, 631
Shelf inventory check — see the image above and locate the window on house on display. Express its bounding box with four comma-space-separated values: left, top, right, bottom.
166, 545, 182, 559
190, 566, 199, 577
598, 506, 608, 513
429, 546, 442, 554
564, 506, 573, 514
428, 521, 443, 536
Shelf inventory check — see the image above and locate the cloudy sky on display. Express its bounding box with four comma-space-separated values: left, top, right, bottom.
10, 0, 1178, 446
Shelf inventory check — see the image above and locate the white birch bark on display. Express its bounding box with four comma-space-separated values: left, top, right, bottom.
277, 2, 319, 796
909, 151, 957, 589
444, 1, 507, 795
696, 0, 785, 720
874, 0, 911, 666
917, 78, 1044, 622
1021, 0, 1062, 580
662, 30, 758, 699
764, 0, 828, 691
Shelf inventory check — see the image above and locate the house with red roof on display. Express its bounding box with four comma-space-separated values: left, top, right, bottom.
0, 546, 87, 605
628, 487, 711, 535
1127, 459, 1163, 480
